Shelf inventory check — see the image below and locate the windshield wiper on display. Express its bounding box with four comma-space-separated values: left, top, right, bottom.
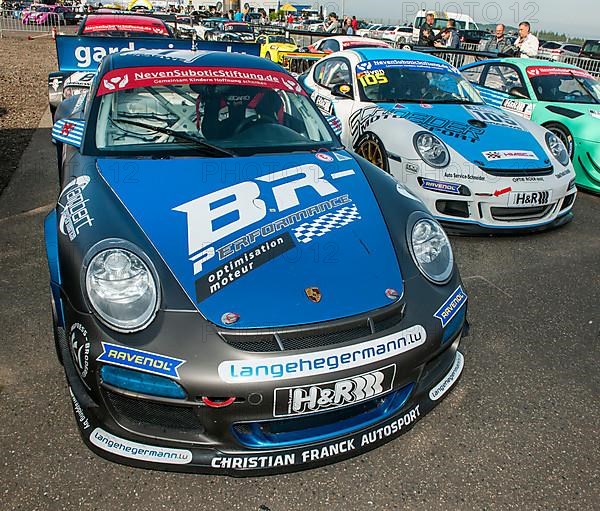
568, 71, 599, 104
110, 118, 237, 157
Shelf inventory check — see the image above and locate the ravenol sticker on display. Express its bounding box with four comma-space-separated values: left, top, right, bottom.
429, 351, 464, 401
90, 428, 192, 464
219, 324, 426, 383
434, 286, 468, 328
421, 178, 461, 195
97, 342, 186, 379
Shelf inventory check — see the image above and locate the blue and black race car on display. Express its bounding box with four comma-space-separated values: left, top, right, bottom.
47, 49, 468, 475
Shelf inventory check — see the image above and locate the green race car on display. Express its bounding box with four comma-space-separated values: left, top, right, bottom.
460, 58, 600, 193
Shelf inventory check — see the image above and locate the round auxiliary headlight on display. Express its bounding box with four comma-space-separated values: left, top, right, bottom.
85, 248, 158, 332
414, 132, 451, 168
410, 218, 454, 283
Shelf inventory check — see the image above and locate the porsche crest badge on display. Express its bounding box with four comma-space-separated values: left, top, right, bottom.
305, 287, 322, 303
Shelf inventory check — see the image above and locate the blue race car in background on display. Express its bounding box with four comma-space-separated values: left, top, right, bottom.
47, 49, 468, 475
301, 48, 578, 234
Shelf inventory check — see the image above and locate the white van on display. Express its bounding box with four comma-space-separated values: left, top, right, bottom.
412, 10, 479, 44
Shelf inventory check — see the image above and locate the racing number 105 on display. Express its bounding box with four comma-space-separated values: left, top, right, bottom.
358, 74, 389, 87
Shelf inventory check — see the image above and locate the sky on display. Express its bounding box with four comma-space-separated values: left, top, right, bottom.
311, 0, 598, 39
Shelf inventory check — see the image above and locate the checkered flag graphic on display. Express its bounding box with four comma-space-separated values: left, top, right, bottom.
293, 205, 361, 244
486, 151, 502, 160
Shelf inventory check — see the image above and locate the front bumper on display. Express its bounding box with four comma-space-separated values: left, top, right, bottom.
397, 162, 577, 234
57, 303, 468, 475
65, 339, 465, 475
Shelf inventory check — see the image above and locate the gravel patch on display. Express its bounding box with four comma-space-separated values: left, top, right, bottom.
0, 34, 57, 195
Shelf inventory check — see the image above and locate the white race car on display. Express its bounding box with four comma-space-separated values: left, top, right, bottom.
300, 48, 577, 233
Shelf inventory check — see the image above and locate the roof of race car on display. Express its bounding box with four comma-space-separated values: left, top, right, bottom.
101, 49, 283, 73
461, 57, 583, 71
352, 48, 453, 66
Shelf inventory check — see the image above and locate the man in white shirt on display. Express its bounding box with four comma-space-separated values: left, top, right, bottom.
515, 21, 539, 57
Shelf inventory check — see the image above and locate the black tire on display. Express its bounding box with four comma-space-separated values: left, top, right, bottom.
545, 122, 575, 160
265, 51, 273, 61
355, 132, 389, 172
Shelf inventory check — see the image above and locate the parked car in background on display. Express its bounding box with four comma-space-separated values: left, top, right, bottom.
381, 26, 413, 45
195, 17, 228, 40
538, 41, 582, 61
580, 39, 600, 59
22, 3, 71, 25
257, 34, 298, 63
459, 29, 490, 45
461, 58, 600, 193
207, 21, 255, 42
76, 14, 174, 37
356, 23, 382, 38
307, 35, 391, 54
302, 48, 577, 233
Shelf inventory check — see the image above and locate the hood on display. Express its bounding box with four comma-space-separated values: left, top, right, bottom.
377, 102, 551, 170
97, 151, 403, 329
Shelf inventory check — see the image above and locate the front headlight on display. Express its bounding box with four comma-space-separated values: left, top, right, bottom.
85, 247, 159, 332
414, 132, 450, 168
410, 218, 454, 283
545, 132, 569, 166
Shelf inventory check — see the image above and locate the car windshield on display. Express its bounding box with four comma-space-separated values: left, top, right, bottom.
93, 68, 335, 156
356, 59, 483, 104
528, 67, 600, 104
270, 36, 294, 44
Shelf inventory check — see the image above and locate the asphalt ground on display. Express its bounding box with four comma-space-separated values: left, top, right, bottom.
0, 109, 598, 511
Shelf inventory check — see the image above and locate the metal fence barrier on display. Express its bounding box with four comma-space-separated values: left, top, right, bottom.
0, 9, 66, 38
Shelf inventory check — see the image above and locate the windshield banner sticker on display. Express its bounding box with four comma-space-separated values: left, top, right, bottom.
526, 66, 594, 79
97, 66, 306, 96
356, 59, 459, 75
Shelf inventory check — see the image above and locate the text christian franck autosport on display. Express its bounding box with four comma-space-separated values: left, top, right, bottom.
211, 404, 421, 470
97, 66, 306, 96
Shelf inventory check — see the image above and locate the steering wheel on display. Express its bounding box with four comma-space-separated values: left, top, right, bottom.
233, 115, 270, 135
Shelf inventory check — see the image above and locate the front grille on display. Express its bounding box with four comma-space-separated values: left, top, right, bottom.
279, 324, 372, 351
481, 165, 554, 177
104, 389, 202, 432
232, 382, 415, 449
490, 205, 554, 221
220, 303, 406, 353
561, 194, 576, 211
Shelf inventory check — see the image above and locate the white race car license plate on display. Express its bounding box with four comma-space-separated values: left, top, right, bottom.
508, 190, 553, 207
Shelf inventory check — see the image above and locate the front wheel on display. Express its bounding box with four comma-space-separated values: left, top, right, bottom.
545, 122, 575, 160
355, 132, 389, 172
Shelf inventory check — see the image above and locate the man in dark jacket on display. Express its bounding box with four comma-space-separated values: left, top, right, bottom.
418, 12, 437, 46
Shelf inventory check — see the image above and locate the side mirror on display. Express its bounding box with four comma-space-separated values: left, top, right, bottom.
509, 86, 530, 99
331, 83, 354, 99
52, 118, 85, 149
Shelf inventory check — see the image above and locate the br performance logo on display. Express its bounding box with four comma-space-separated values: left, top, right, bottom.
97, 343, 186, 379
273, 365, 396, 417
